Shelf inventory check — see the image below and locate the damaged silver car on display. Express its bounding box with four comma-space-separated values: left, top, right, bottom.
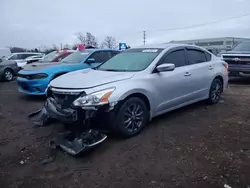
33, 43, 228, 140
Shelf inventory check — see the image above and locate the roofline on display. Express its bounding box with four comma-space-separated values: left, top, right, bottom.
170, 37, 250, 42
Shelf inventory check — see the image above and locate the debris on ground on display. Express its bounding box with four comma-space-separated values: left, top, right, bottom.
51, 130, 107, 156
224, 184, 232, 188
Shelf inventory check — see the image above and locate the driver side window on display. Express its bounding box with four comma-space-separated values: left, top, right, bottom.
161, 49, 186, 68
89, 51, 110, 64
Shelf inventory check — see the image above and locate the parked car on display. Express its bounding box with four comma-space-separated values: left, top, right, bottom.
37, 50, 75, 64
0, 58, 20, 81
0, 48, 11, 59
221, 41, 250, 77
206, 48, 220, 57
5, 52, 44, 68
44, 43, 228, 137
17, 49, 120, 95
25, 54, 45, 64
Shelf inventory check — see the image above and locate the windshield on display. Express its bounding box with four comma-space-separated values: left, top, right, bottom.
97, 48, 163, 72
233, 42, 250, 51
61, 50, 92, 64
42, 51, 61, 61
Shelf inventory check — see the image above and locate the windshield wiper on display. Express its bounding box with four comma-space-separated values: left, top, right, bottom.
96, 68, 119, 71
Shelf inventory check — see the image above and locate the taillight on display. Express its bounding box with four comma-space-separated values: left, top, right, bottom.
222, 62, 228, 72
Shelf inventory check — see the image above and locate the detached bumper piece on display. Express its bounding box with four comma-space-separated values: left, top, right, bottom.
50, 130, 107, 156
28, 107, 51, 126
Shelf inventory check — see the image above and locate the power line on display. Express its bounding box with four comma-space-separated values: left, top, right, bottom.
145, 12, 250, 33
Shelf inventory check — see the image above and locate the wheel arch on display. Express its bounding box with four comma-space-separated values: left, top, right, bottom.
4, 67, 14, 73
2, 67, 14, 81
213, 75, 224, 87
119, 91, 151, 112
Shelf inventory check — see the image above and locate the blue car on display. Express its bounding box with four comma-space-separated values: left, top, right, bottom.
17, 49, 120, 95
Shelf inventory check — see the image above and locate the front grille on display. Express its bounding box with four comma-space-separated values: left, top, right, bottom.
223, 55, 250, 60
222, 55, 250, 65
49, 90, 85, 109
225, 60, 250, 65
20, 83, 29, 90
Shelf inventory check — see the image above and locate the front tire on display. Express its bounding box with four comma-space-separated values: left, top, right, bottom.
113, 97, 149, 138
208, 78, 223, 104
3, 69, 14, 81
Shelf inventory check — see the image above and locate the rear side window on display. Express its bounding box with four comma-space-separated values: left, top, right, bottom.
162, 49, 186, 67
21, 54, 33, 59
205, 51, 212, 61
187, 49, 207, 64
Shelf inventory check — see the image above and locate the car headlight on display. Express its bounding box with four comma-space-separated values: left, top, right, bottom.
30, 73, 48, 79
73, 87, 115, 107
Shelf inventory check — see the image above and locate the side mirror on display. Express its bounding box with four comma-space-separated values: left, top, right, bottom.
156, 63, 175, 72
0, 59, 2, 63
86, 58, 95, 64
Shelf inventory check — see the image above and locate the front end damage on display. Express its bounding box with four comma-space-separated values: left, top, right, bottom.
29, 87, 117, 156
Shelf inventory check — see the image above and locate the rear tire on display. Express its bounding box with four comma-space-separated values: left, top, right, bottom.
207, 78, 223, 104
3, 69, 14, 81
113, 97, 149, 138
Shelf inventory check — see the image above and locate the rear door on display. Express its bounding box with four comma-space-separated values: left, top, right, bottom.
185, 47, 214, 100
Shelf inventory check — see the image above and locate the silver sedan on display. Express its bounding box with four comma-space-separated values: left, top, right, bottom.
46, 43, 229, 137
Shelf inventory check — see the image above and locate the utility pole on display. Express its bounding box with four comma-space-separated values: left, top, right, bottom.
143, 31, 146, 45
60, 43, 63, 50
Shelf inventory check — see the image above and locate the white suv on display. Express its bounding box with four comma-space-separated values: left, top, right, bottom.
6, 52, 44, 67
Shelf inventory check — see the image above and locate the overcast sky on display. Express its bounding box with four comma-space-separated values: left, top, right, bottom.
1, 0, 250, 49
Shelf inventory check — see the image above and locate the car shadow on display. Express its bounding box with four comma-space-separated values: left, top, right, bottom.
20, 94, 46, 102
229, 77, 250, 85
148, 100, 207, 127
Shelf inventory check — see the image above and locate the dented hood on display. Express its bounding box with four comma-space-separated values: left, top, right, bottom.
50, 68, 135, 89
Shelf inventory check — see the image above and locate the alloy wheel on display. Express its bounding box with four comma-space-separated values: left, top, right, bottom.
211, 80, 222, 102
4, 70, 13, 81
123, 103, 144, 133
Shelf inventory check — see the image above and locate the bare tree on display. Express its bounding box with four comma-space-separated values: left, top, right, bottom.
63, 44, 71, 50
85, 32, 98, 48
76, 32, 98, 48
76, 32, 86, 44
101, 36, 118, 49
72, 43, 78, 50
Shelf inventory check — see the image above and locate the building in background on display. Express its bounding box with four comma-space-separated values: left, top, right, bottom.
169, 37, 250, 52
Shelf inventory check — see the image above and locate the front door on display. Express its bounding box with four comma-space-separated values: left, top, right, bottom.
151, 48, 194, 115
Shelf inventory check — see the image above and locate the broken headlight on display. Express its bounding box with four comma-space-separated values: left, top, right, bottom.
73, 87, 115, 107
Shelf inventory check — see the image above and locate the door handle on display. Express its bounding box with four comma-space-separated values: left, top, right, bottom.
208, 65, 214, 70
184, 72, 191, 76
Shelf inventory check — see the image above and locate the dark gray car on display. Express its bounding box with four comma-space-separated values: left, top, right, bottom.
0, 58, 20, 81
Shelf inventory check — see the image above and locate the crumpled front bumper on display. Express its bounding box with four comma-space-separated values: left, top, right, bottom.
45, 97, 78, 123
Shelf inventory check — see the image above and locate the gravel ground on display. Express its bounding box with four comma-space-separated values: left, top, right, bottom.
0, 79, 250, 188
